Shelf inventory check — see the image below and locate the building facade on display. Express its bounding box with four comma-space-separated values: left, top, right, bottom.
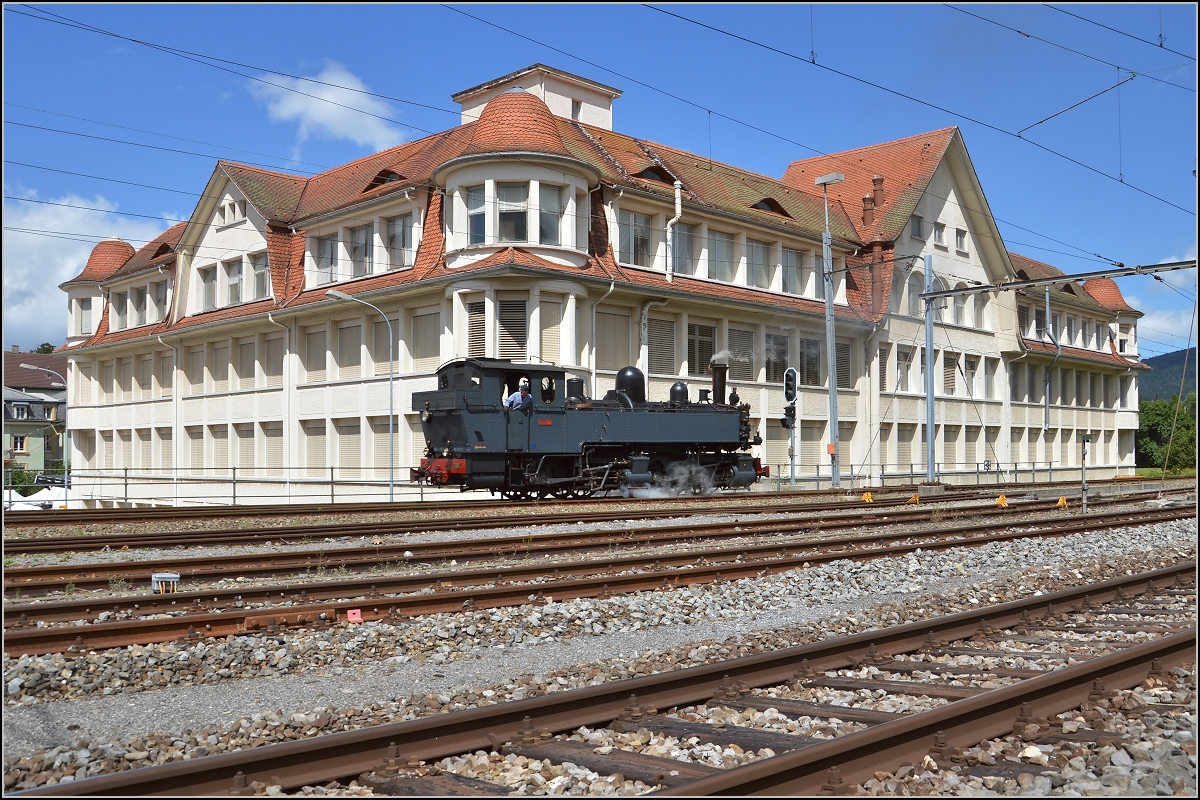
3, 350, 69, 476
59, 64, 1145, 507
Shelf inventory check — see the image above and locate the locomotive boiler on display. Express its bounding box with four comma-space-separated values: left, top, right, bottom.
411, 359, 765, 499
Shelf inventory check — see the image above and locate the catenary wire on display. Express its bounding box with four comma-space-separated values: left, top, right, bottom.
1043, 4, 1196, 62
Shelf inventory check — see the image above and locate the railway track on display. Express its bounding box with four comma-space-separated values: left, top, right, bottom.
12, 563, 1194, 796
5, 502, 1193, 656
4, 475, 1183, 539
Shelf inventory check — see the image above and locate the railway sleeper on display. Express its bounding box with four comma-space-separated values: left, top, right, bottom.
359, 770, 511, 796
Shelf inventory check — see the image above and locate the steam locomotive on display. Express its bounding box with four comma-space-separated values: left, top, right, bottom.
411, 358, 766, 499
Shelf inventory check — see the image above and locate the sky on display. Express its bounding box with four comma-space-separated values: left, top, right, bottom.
2, 3, 1196, 360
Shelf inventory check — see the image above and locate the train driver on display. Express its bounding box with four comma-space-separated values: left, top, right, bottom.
505, 379, 533, 411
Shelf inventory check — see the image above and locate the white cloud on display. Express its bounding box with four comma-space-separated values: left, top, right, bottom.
248, 61, 407, 159
1, 189, 172, 352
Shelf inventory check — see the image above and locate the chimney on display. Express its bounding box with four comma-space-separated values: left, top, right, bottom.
862, 194, 875, 227
872, 175, 885, 208
11, 344, 18, 353
710, 362, 728, 406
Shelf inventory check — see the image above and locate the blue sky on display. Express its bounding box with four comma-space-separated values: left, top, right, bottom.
3, 3, 1195, 359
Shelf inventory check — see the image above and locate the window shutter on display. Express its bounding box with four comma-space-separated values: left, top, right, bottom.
835, 342, 852, 389
687, 324, 715, 377
212, 425, 229, 471
728, 328, 754, 381
100, 431, 113, 469
897, 424, 914, 466
943, 355, 956, 395
210, 346, 228, 393
118, 430, 132, 469
801, 339, 820, 386
305, 420, 326, 477
77, 365, 93, 404
838, 422, 854, 459
158, 428, 172, 471
305, 331, 326, 382
1010, 427, 1023, 463
540, 301, 562, 364
466, 302, 486, 358
412, 312, 441, 371
119, 359, 133, 399
596, 312, 630, 370
965, 426, 979, 466
800, 422, 822, 467
765, 334, 788, 383
159, 354, 173, 396
647, 317, 675, 375
879, 423, 892, 468
943, 425, 959, 466
338, 325, 361, 379
498, 300, 527, 360
373, 319, 399, 375
238, 342, 255, 389
338, 420, 360, 478
139, 356, 153, 397
80, 300, 92, 334
373, 417, 399, 477
138, 429, 151, 471
764, 419, 789, 472
187, 426, 203, 473
236, 423, 254, 471
264, 338, 283, 387
263, 423, 282, 476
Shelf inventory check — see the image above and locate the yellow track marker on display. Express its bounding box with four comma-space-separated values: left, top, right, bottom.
862, 492, 874, 503
997, 495, 1009, 508
907, 493, 920, 504
1056, 496, 1069, 509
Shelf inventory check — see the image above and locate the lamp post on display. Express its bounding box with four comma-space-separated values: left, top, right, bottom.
815, 172, 844, 489
20, 363, 68, 490
325, 291, 394, 502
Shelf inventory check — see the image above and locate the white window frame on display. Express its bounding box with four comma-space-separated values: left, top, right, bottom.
200, 267, 217, 311
348, 223, 373, 277
386, 213, 414, 270
497, 182, 529, 243
910, 215, 924, 240
619, 209, 652, 267
933, 222, 946, 247
538, 183, 563, 246
315, 234, 338, 285
113, 291, 128, 330
251, 253, 270, 300
225, 259, 242, 306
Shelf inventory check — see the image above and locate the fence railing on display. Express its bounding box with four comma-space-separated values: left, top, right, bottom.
767, 461, 1129, 492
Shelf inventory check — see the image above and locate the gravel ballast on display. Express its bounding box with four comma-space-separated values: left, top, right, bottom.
3, 514, 1195, 793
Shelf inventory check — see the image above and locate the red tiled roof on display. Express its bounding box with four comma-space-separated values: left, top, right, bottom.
459, 90, 573, 160
220, 162, 308, 222
1007, 252, 1112, 315
107, 223, 186, 283
1022, 337, 1148, 370
781, 128, 957, 244
264, 225, 308, 307
1082, 277, 1137, 314
64, 239, 136, 285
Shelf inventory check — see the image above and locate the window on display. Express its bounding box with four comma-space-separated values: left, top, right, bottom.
1119, 376, 1130, 409
349, 224, 373, 277
746, 239, 772, 289
539, 184, 563, 246
708, 230, 735, 282
264, 338, 283, 387
952, 294, 965, 326
571, 99, 582, 121
338, 326, 360, 379
910, 215, 924, 239
728, 328, 755, 381
1018, 306, 1030, 336
386, 214, 413, 269
466, 185, 485, 245
497, 183, 528, 242
595, 311, 630, 371
412, 312, 441, 371
211, 345, 229, 393
113, 291, 128, 329
13, 405, 29, 421
466, 301, 485, 359
896, 348, 913, 392
315, 234, 338, 284
158, 353, 173, 396
766, 334, 788, 383
965, 357, 978, 397
781, 248, 803, 295
152, 280, 168, 321
304, 420, 326, 477
132, 287, 147, 326
373, 319, 399, 375
304, 329, 327, 382
955, 228, 968, 252
974, 294, 987, 329
687, 323, 715, 377
618, 209, 652, 267
338, 420, 361, 478
251, 253, 270, 300
672, 223, 697, 276
835, 342, 852, 390
933, 222, 946, 247
907, 274, 922, 317
812, 251, 826, 300
226, 260, 242, 305
1034, 308, 1046, 339
12, 434, 27, 453
139, 355, 152, 398
497, 300, 527, 360
1081, 320, 1091, 349
78, 297, 92, 335
1010, 363, 1022, 402
237, 342, 255, 390
943, 354, 957, 396
1066, 316, 1076, 345
878, 345, 889, 392
540, 300, 562, 363
200, 267, 216, 311
800, 338, 822, 387
647, 318, 675, 374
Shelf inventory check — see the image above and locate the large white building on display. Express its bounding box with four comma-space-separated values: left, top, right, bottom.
59, 64, 1146, 507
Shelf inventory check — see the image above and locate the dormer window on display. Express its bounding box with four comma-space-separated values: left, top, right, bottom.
635, 166, 674, 185
153, 243, 171, 259
113, 291, 128, 330
132, 287, 147, 326
751, 197, 791, 218
366, 170, 405, 191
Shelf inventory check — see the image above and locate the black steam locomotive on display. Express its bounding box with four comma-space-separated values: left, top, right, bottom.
411, 359, 765, 499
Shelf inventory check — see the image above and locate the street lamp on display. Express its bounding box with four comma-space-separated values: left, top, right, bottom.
19, 363, 68, 490
815, 172, 844, 489
325, 290, 394, 502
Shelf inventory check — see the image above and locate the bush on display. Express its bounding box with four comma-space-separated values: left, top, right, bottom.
4, 467, 39, 497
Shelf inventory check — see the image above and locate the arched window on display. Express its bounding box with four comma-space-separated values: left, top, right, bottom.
933, 278, 947, 323
907, 274, 923, 317
952, 283, 967, 326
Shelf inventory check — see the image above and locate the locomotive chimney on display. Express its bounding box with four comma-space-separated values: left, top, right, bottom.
710, 361, 728, 406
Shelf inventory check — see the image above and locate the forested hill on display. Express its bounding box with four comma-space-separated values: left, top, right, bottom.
1140, 348, 1197, 401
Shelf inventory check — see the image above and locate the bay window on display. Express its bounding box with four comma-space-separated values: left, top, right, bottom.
539, 184, 562, 245
497, 182, 528, 242
466, 185, 485, 245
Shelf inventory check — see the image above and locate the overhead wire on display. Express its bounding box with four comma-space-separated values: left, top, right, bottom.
1043, 4, 1196, 62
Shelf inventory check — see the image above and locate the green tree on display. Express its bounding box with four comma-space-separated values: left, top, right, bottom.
1136, 392, 1197, 471
28, 343, 56, 354
3, 467, 38, 497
